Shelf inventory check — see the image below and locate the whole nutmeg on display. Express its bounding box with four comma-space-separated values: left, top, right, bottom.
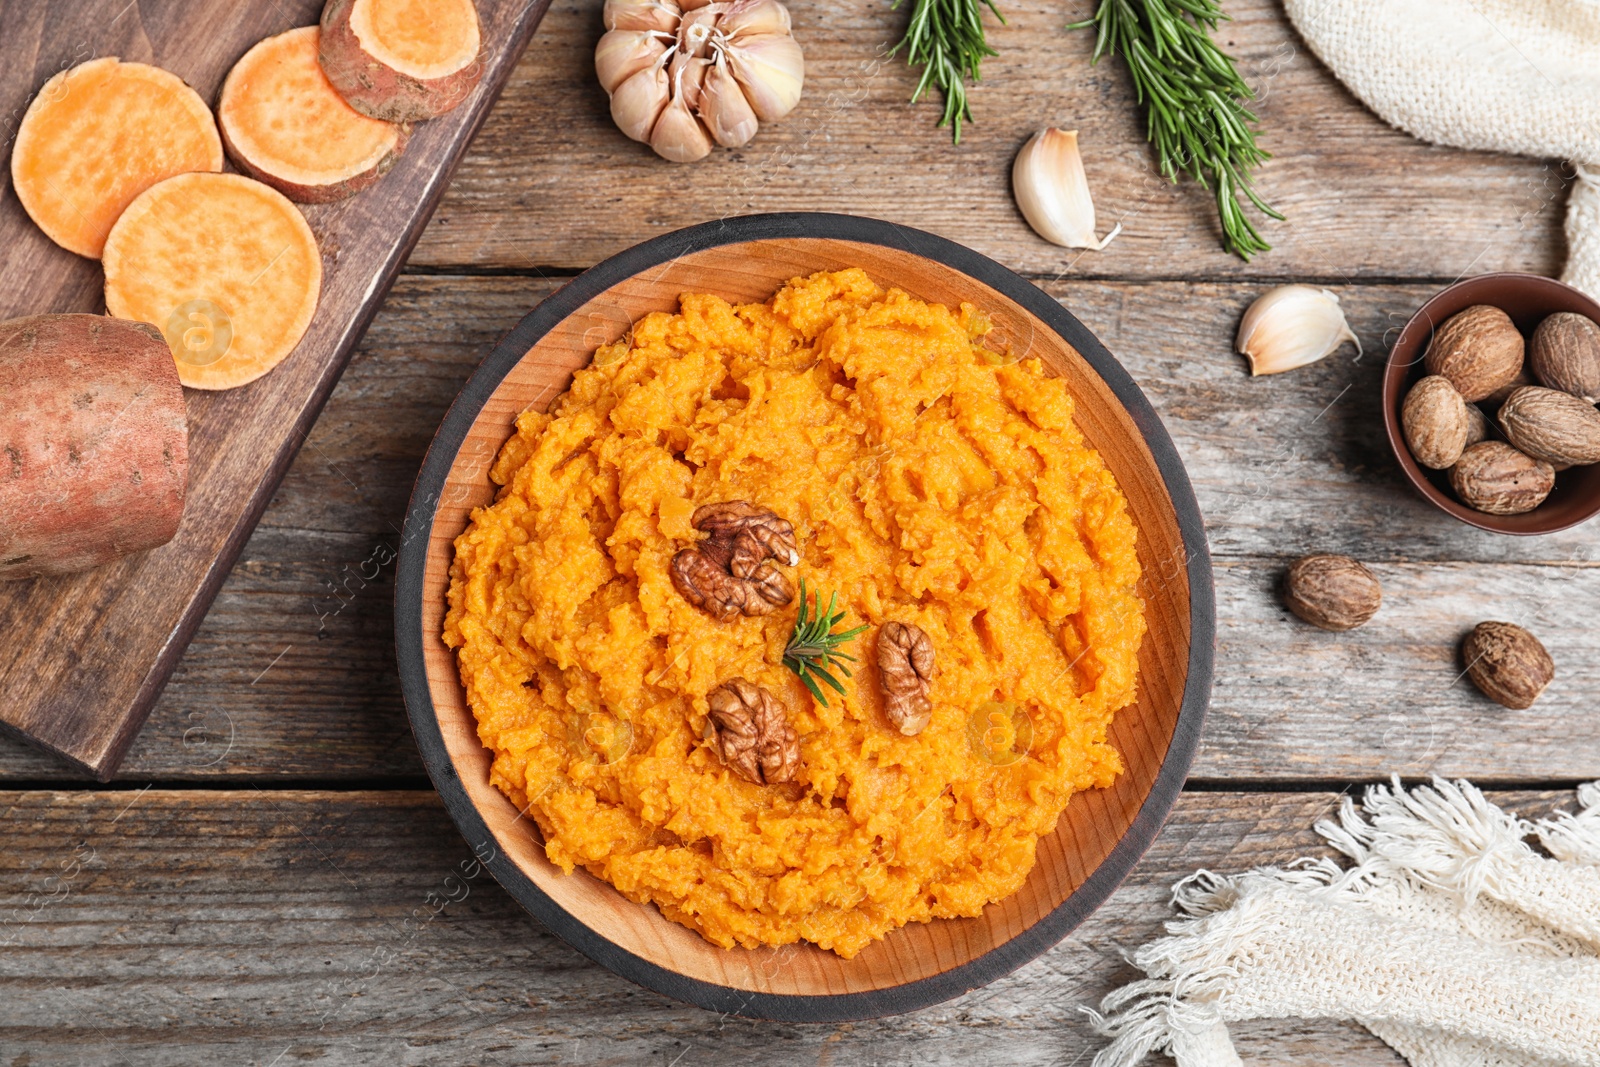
1448, 440, 1555, 515
1498, 385, 1600, 466
1284, 554, 1381, 631
1461, 621, 1554, 709
1401, 375, 1470, 469
1530, 311, 1600, 403
1424, 305, 1525, 403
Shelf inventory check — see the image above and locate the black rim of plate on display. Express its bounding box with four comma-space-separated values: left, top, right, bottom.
395, 212, 1215, 1023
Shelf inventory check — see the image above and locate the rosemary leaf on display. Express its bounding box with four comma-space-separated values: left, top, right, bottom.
890, 0, 1006, 144
1069, 0, 1282, 260
782, 580, 866, 707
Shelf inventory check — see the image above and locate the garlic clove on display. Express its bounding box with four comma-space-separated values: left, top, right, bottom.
1011, 128, 1120, 251
678, 0, 715, 8
723, 33, 803, 123
651, 98, 715, 163
651, 56, 714, 162
604, 0, 682, 32
596, 30, 669, 95
715, 0, 790, 41
1236, 285, 1363, 376
698, 56, 759, 147
611, 61, 672, 143
670, 53, 710, 110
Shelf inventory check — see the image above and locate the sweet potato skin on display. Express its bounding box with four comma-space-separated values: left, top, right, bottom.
0, 315, 188, 580
319, 0, 485, 122
222, 118, 409, 204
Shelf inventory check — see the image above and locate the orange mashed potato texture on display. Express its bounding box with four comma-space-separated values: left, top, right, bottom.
443, 268, 1145, 958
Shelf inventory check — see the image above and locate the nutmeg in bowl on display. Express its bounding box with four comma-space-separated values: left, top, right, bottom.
1383, 273, 1600, 534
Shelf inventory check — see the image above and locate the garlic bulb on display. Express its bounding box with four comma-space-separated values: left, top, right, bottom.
595, 0, 804, 162
1012, 128, 1120, 251
1236, 285, 1363, 376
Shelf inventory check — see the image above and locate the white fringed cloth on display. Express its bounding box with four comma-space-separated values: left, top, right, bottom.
1091, 779, 1600, 1067
1282, 0, 1600, 298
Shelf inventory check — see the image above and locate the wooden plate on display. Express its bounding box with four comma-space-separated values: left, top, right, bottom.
395, 213, 1214, 1020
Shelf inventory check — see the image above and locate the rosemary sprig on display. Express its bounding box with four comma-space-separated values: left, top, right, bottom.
782, 580, 868, 707
1068, 0, 1283, 260
890, 0, 1006, 144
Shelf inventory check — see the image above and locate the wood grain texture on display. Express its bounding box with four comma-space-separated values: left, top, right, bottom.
399, 224, 1209, 1013
0, 0, 1586, 1047
408, 0, 1568, 280
1066, 280, 1600, 563
0, 0, 549, 778
0, 276, 1594, 784
5, 788, 1573, 1063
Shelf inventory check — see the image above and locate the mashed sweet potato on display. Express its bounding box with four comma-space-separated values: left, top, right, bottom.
443, 268, 1145, 957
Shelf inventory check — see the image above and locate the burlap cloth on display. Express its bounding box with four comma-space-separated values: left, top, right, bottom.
1091, 779, 1600, 1066
1283, 0, 1600, 296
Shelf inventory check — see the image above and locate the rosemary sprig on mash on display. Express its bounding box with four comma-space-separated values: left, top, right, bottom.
1069, 0, 1282, 260
891, 0, 1006, 144
783, 580, 867, 706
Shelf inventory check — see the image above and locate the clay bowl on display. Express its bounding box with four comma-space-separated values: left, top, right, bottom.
395, 213, 1214, 1021
1383, 272, 1600, 534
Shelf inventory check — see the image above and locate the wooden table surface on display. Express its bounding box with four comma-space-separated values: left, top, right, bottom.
3, 1, 1592, 1063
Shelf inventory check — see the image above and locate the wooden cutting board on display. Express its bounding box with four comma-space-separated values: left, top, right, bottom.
0, 0, 550, 779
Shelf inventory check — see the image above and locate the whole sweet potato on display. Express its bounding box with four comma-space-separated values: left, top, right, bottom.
0, 315, 188, 579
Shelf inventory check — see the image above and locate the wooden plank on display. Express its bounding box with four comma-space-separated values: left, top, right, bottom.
0, 0, 550, 779
408, 0, 1567, 280
1204, 559, 1600, 781
6, 788, 1570, 1060
1058, 280, 1600, 564
209, 274, 1600, 567
34, 551, 1585, 784
2, 276, 1594, 783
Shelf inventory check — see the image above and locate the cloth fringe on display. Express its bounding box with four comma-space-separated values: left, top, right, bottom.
1090, 779, 1600, 1067
1317, 777, 1531, 906
1535, 782, 1600, 866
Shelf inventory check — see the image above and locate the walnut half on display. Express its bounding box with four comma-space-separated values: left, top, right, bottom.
706, 678, 799, 785
877, 621, 935, 736
670, 501, 797, 621
691, 501, 799, 576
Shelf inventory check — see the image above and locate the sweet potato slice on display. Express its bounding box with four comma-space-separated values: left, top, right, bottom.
103, 173, 323, 391
0, 314, 188, 580
10, 58, 223, 259
320, 0, 484, 122
219, 26, 409, 204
